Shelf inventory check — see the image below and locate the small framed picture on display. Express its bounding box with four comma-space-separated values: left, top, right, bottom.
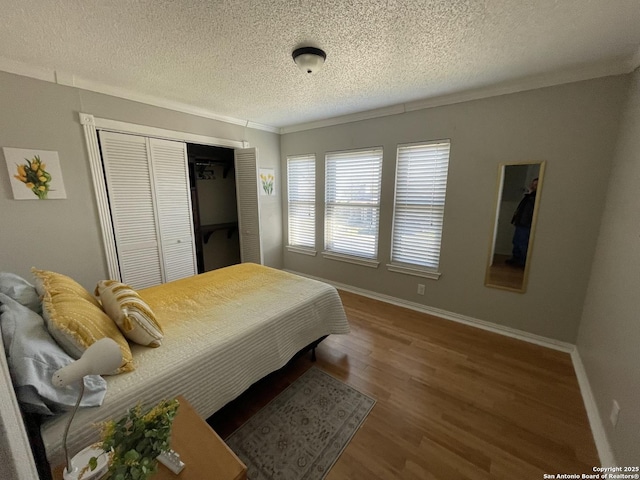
3, 147, 67, 200
259, 168, 275, 196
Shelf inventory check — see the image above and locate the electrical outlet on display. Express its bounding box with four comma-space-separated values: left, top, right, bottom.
610, 400, 620, 428
417, 284, 425, 295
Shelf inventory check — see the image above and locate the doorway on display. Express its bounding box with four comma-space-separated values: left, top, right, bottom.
187, 143, 241, 273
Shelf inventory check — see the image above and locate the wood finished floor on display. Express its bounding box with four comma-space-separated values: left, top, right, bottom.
486, 254, 526, 291
208, 290, 599, 479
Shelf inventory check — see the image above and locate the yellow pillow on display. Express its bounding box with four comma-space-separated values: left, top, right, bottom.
95, 280, 163, 348
41, 291, 134, 374
32, 268, 101, 308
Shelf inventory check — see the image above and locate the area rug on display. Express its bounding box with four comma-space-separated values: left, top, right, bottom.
225, 367, 375, 480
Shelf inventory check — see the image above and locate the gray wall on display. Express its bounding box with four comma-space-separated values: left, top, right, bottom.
281, 75, 628, 343
246, 128, 283, 267
0, 71, 282, 290
577, 68, 640, 465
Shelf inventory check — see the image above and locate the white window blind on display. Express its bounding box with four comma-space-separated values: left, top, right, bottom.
325, 148, 383, 259
391, 140, 450, 271
287, 154, 316, 249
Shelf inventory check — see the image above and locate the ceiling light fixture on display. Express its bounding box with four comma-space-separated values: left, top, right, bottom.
292, 47, 326, 74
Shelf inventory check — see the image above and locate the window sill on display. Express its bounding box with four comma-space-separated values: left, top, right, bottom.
386, 264, 441, 280
322, 251, 380, 268
286, 246, 317, 256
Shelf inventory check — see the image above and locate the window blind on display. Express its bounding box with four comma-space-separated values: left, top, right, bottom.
325, 148, 383, 259
391, 141, 450, 270
287, 154, 316, 249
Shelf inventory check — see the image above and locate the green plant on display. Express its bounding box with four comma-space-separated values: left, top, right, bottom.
89, 398, 180, 480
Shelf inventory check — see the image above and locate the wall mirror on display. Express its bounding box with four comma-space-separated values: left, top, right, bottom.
485, 161, 546, 293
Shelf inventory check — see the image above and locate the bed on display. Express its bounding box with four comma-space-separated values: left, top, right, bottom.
1, 263, 350, 472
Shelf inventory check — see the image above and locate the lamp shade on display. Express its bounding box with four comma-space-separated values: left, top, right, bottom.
292, 47, 326, 74
52, 338, 122, 387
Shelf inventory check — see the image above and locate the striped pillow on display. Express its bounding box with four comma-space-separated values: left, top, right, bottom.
95, 280, 163, 347
40, 291, 134, 374
32, 268, 101, 308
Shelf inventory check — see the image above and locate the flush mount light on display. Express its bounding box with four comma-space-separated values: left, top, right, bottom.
292, 47, 326, 74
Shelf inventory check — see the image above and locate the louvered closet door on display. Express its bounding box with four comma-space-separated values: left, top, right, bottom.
98, 131, 163, 289
149, 138, 197, 282
234, 148, 263, 264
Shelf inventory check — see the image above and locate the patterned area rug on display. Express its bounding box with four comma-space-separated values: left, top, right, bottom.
225, 367, 375, 480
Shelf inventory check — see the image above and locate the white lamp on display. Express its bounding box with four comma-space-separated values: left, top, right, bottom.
52, 338, 122, 480
292, 47, 326, 74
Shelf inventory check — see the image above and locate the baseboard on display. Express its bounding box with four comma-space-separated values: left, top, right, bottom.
286, 270, 617, 467
285, 269, 574, 353
571, 348, 617, 467
286, 269, 619, 465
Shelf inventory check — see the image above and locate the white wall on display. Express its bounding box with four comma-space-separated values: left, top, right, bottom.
0, 71, 282, 291
577, 68, 640, 465
281, 75, 629, 343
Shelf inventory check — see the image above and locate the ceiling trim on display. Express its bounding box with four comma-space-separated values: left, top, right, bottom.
279, 104, 407, 134
89, 115, 246, 149
0, 56, 280, 134
626, 45, 640, 72
280, 55, 636, 134
71, 75, 277, 134
1, 52, 637, 137
405, 57, 632, 112
0, 56, 56, 83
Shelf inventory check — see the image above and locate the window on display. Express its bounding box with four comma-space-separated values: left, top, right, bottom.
287, 154, 316, 251
390, 140, 450, 277
325, 148, 383, 264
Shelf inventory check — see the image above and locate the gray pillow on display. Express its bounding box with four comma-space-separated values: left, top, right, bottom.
0, 272, 41, 313
0, 293, 107, 415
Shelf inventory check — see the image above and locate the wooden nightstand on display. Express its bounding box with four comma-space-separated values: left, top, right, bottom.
52, 395, 247, 480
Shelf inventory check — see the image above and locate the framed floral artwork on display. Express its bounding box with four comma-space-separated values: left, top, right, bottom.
3, 147, 67, 200
259, 168, 275, 196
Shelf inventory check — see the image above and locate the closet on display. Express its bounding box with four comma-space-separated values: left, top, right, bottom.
96, 127, 262, 291
187, 143, 240, 273
98, 131, 197, 289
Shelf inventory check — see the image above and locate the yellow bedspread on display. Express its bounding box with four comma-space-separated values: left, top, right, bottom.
41, 263, 350, 466
139, 263, 305, 331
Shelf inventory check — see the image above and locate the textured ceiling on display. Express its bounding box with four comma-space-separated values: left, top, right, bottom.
1, 0, 639, 130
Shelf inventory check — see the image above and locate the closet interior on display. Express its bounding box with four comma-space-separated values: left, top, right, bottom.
187, 143, 240, 273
